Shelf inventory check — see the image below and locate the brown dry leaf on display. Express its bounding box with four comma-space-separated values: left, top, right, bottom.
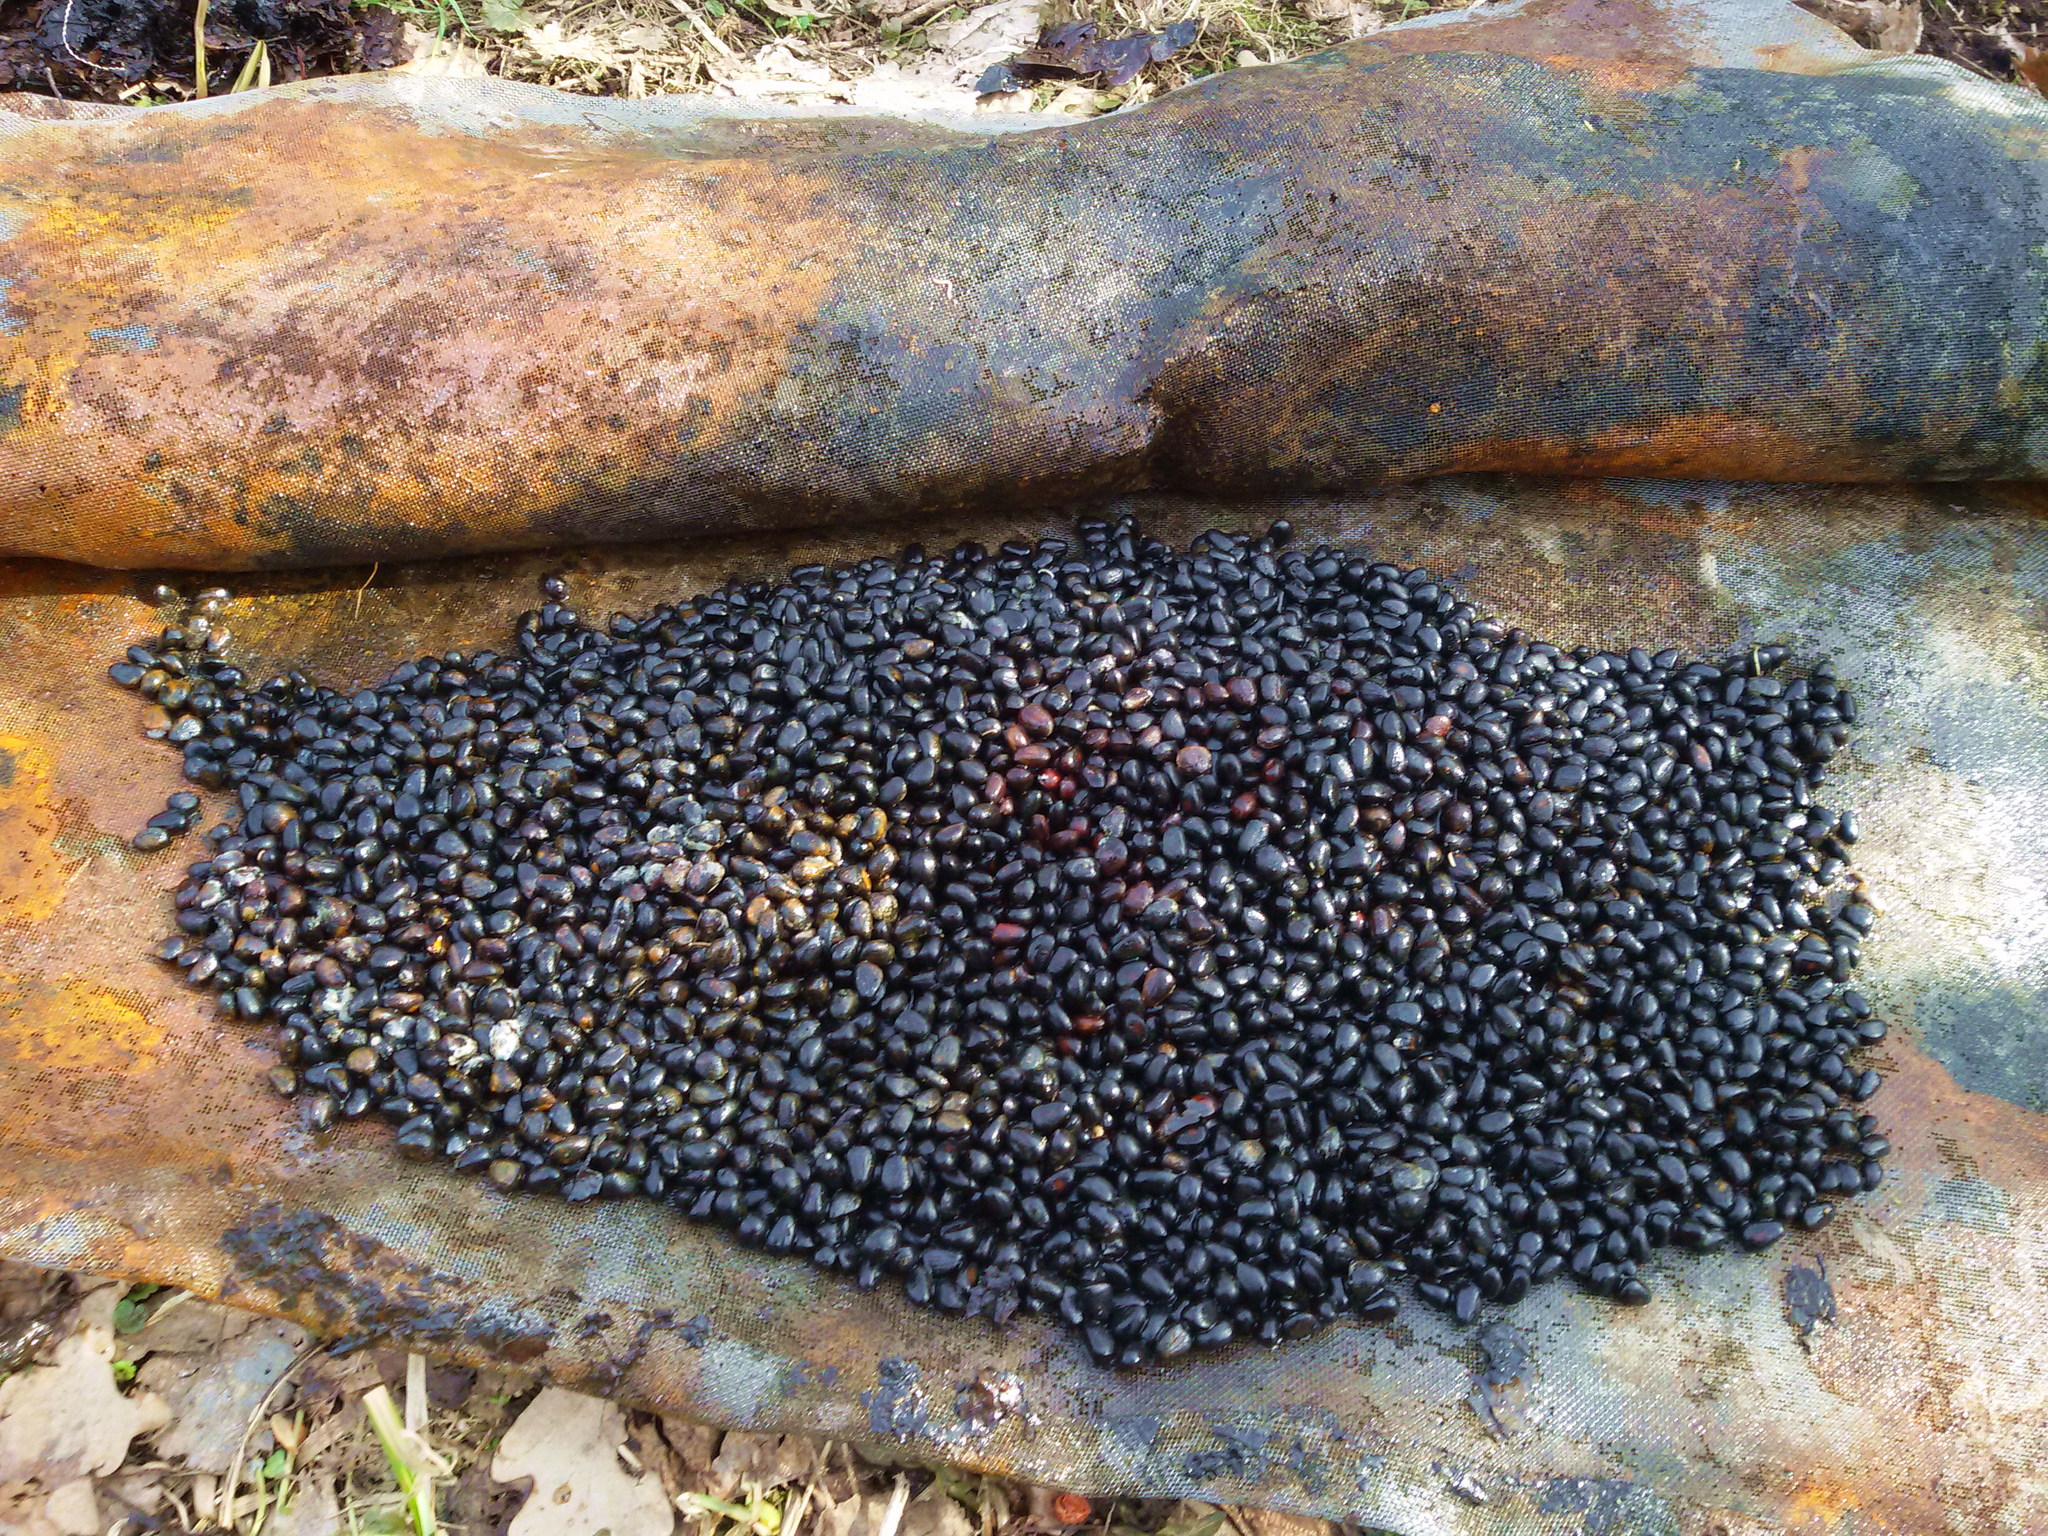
270, 1469, 344, 1536
897, 1486, 975, 1536
1797, 0, 1920, 53
138, 1316, 309, 1474
118, 1293, 256, 1359
392, 22, 495, 75
1298, 0, 1382, 38
646, 1416, 724, 1496
492, 1388, 674, 1536
521, 20, 627, 65
39, 1478, 99, 1536
1873, 0, 1920, 53
1233, 1512, 1333, 1536
98, 1468, 168, 1523
294, 1346, 385, 1421
1046, 80, 1105, 114
712, 39, 841, 98
814, 1489, 899, 1536
616, 22, 681, 51
0, 1477, 95, 1536
705, 1432, 823, 1502
2018, 43, 2048, 94
0, 1293, 169, 1485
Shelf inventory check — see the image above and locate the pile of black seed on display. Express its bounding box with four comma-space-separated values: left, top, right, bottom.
114, 520, 1891, 1364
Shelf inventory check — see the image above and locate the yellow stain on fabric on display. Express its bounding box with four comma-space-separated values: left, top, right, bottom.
1782, 1476, 1865, 1532
0, 735, 77, 924
0, 973, 161, 1076
0, 99, 850, 567
0, 176, 250, 431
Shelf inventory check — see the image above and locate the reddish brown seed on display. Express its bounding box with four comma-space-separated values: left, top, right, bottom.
1140, 968, 1176, 1005
1422, 714, 1453, 738
1019, 703, 1055, 738
990, 922, 1027, 946
1175, 742, 1212, 775
1052, 1494, 1092, 1526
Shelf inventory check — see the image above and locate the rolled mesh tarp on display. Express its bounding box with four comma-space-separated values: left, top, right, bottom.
0, 0, 2044, 568
0, 4, 2045, 1535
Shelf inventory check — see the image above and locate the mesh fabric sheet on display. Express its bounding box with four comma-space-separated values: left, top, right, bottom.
0, 478, 2044, 1535
2, 0, 2047, 1529
0, 2, 2045, 569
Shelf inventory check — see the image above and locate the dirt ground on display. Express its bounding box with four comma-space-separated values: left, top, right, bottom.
0, 1260, 1381, 1536
2, 0, 2044, 110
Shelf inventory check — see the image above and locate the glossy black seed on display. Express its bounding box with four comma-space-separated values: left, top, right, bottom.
117, 517, 1890, 1363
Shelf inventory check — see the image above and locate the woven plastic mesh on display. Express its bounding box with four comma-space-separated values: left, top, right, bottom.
1, 2, 2046, 1531
0, 2, 2045, 570
0, 480, 2044, 1535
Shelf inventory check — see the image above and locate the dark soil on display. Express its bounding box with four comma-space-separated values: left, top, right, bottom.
1919, 0, 2048, 83
0, 0, 402, 100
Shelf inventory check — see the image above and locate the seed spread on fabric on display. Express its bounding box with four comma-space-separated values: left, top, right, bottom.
114, 520, 1888, 1363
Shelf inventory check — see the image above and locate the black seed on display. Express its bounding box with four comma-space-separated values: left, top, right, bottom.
118, 515, 1889, 1363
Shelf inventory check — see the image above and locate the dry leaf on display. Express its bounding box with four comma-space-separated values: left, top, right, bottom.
520, 21, 625, 65
1046, 82, 1105, 115
393, 23, 493, 77
0, 1479, 85, 1536
616, 23, 678, 52
1300, 0, 1383, 38
270, 1470, 343, 1536
98, 1469, 168, 1520
705, 1432, 822, 1501
119, 1294, 257, 1359
1873, 0, 1920, 53
898, 1487, 975, 1536
40, 1479, 98, 1536
492, 1388, 674, 1536
646, 1417, 724, 1495
139, 1317, 308, 1475
1234, 1513, 1333, 1536
0, 1305, 169, 1485
2020, 44, 2048, 97
815, 1490, 898, 1536
1797, 0, 1921, 54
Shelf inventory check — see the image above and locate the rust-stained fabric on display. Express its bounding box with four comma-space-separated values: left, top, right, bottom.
1, 0, 2047, 569
0, 3, 2046, 1534
0, 479, 2046, 1536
